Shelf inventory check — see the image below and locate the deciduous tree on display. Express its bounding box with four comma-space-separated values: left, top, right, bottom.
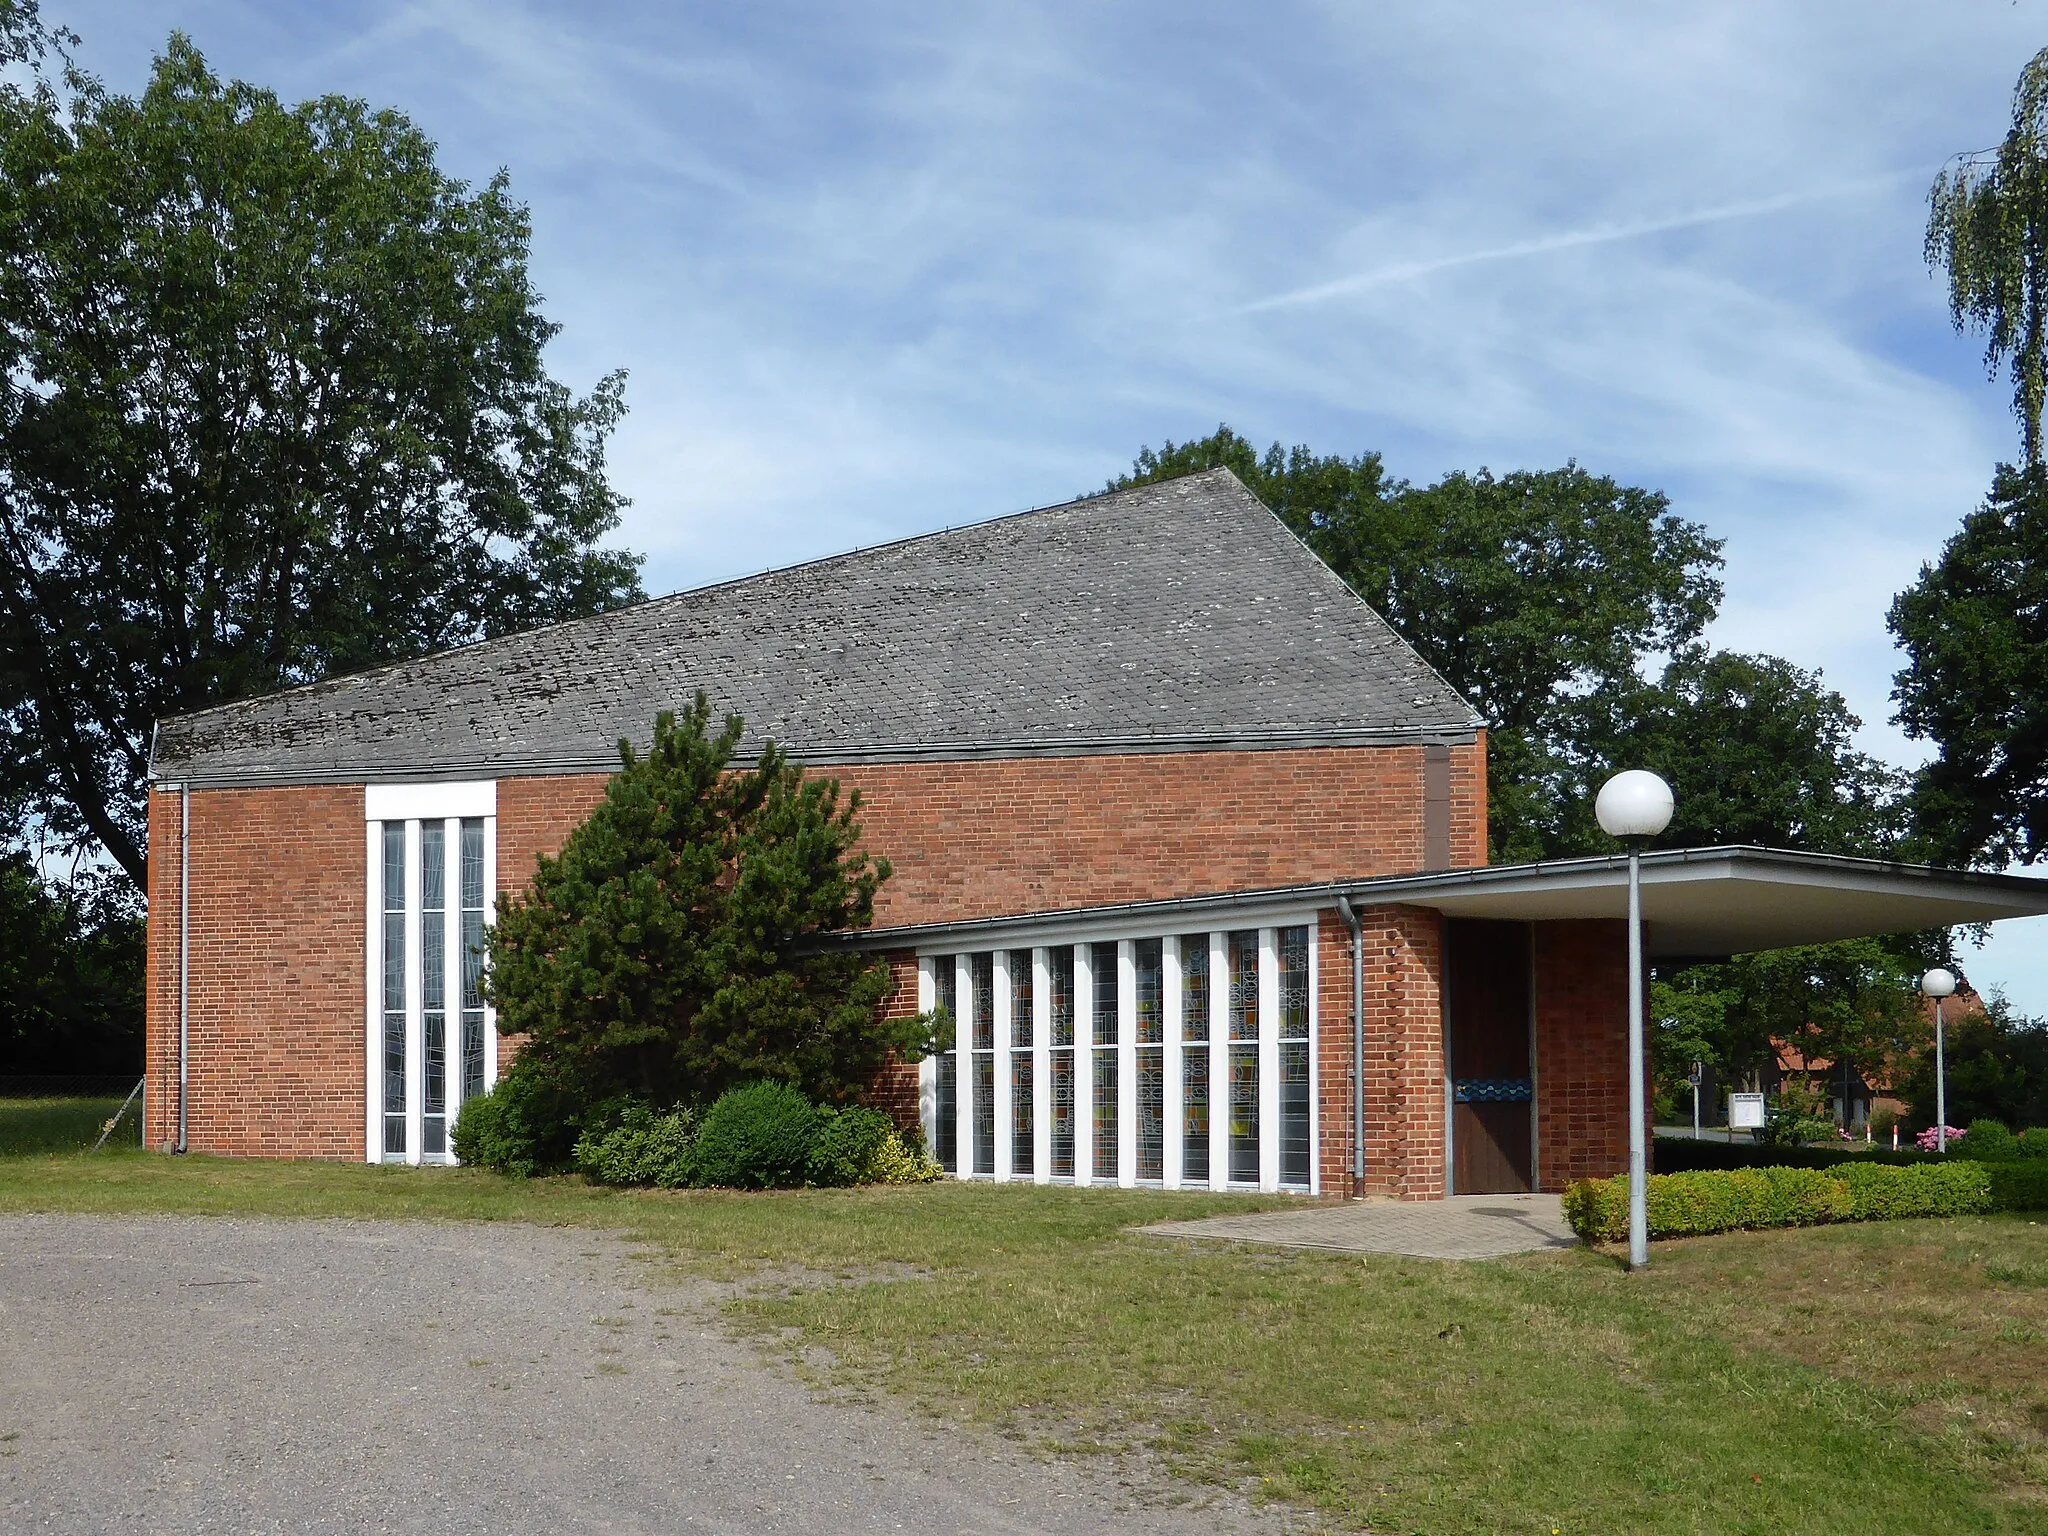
1891, 464, 2048, 864
1112, 427, 1722, 859
1927, 44, 2048, 465
0, 28, 642, 888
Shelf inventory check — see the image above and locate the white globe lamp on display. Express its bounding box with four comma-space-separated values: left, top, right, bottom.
1597, 768, 1673, 1273
1923, 968, 1957, 1152
1596, 770, 1675, 840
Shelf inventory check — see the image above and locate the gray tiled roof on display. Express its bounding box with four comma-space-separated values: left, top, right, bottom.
149, 469, 1483, 788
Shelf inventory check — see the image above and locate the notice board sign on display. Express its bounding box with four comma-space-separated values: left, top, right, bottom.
1728, 1092, 1766, 1130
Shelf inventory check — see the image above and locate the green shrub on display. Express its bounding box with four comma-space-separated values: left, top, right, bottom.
1835, 1160, 1992, 1220
690, 1081, 824, 1188
448, 1070, 584, 1176
807, 1105, 895, 1187
1966, 1118, 2021, 1161
1654, 1135, 1937, 1173
573, 1103, 698, 1187
1562, 1162, 1998, 1243
2020, 1126, 2048, 1160
870, 1127, 945, 1184
1989, 1160, 2048, 1211
1756, 1080, 1838, 1147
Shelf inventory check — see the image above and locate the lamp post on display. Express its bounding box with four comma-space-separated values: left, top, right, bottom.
1596, 769, 1675, 1271
1922, 967, 1957, 1153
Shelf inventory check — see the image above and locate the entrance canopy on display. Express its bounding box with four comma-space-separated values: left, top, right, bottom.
848, 845, 2048, 960
1345, 846, 2048, 959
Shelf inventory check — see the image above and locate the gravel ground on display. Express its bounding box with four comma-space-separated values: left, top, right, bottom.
0, 1214, 1286, 1535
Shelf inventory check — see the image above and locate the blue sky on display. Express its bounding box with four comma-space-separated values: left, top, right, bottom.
53, 0, 2048, 1005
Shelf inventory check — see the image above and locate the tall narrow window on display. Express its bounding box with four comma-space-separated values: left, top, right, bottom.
1179, 934, 1210, 1184
1135, 938, 1164, 1181
460, 819, 487, 1103
366, 785, 494, 1166
381, 825, 406, 1160
1091, 942, 1119, 1180
420, 824, 448, 1158
1279, 925, 1311, 1189
1228, 929, 1260, 1184
1010, 950, 1034, 1177
1049, 947, 1076, 1178
971, 953, 995, 1176
933, 958, 958, 1174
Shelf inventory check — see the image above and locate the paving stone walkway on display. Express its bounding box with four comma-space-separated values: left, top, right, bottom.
1139, 1193, 1577, 1260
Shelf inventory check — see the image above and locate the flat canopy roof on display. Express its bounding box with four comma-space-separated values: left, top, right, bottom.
851, 846, 2048, 958
1366, 846, 2048, 958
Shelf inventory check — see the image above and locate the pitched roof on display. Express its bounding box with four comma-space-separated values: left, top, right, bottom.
149, 469, 1483, 788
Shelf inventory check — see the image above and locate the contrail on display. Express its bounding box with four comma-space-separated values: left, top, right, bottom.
1233, 173, 1914, 315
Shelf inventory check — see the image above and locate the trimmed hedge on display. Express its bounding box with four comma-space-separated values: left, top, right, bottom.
1652, 1136, 1941, 1173
1560, 1158, 2048, 1243
1990, 1160, 2048, 1211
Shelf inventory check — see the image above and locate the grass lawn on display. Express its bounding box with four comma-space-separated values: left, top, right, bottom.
3, 1142, 2046, 1533
0, 1095, 139, 1156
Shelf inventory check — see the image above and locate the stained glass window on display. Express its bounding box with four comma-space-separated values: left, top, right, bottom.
1092, 943, 1119, 1048
1229, 1043, 1259, 1183
371, 803, 492, 1167
1010, 950, 1034, 1176
1135, 939, 1162, 1045
420, 823, 447, 1158
1183, 1047, 1210, 1184
381, 824, 406, 1160
1228, 930, 1260, 1040
1181, 935, 1209, 1042
1091, 943, 1118, 1180
971, 953, 995, 1176
1049, 947, 1075, 1177
459, 818, 487, 1103
1136, 1043, 1164, 1182
972, 952, 995, 1052
1227, 930, 1259, 1183
933, 957, 958, 1173
1279, 925, 1310, 1188
1050, 946, 1075, 1045
973, 1052, 995, 1177
1180, 933, 1210, 1184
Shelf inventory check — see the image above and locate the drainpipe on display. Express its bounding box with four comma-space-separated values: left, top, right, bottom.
1336, 893, 1364, 1198
177, 783, 190, 1155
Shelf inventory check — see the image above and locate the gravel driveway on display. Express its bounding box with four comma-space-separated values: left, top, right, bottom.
0, 1214, 1282, 1535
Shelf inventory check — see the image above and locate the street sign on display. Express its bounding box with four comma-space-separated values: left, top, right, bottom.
1728, 1092, 1766, 1130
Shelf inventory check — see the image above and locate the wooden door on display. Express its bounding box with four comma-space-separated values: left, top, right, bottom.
1446, 919, 1534, 1194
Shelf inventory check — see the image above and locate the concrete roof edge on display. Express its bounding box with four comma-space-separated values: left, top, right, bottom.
149, 724, 1484, 789
828, 845, 2048, 950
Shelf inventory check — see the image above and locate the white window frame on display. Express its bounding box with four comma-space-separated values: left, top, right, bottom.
912, 910, 1318, 1193
364, 781, 498, 1166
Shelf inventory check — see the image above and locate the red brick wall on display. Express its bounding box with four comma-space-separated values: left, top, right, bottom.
842, 740, 1486, 927
1533, 919, 1632, 1189
484, 741, 1486, 930
143, 736, 1485, 1162
1326, 902, 1446, 1200
144, 784, 366, 1158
